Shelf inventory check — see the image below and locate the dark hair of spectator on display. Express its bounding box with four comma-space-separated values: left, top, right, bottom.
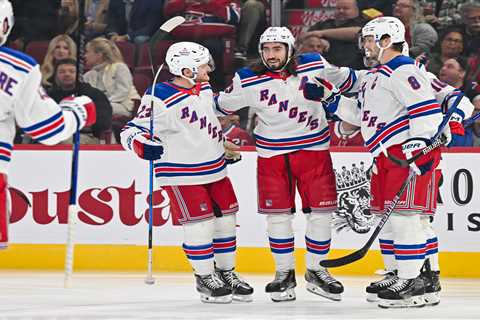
53, 58, 77, 77
454, 56, 469, 73
432, 26, 466, 54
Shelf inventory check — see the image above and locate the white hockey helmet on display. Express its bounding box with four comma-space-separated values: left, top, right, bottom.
165, 42, 213, 84
258, 27, 296, 70
360, 16, 406, 64
0, 0, 14, 47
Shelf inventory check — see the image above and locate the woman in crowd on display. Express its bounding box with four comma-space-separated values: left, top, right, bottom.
83, 37, 139, 118
40, 34, 77, 88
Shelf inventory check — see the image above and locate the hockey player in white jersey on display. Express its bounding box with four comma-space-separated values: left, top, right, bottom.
120, 42, 253, 304
0, 0, 96, 249
317, 16, 448, 308
215, 26, 357, 302
304, 18, 475, 308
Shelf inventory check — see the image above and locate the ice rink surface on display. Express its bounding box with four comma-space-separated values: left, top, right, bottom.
0, 272, 479, 320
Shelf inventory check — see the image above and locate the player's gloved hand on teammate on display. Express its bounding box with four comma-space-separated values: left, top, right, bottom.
444, 111, 465, 146
59, 95, 97, 130
224, 140, 241, 165
303, 77, 340, 105
401, 138, 438, 175
132, 133, 164, 161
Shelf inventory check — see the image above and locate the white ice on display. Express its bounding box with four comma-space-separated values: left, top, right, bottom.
0, 272, 479, 319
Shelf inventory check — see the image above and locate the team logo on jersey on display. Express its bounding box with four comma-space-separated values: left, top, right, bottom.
332, 162, 375, 234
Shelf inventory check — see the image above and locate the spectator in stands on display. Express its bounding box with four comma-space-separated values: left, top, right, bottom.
234, 0, 267, 61
105, 0, 164, 44
459, 2, 480, 57
438, 56, 480, 108
9, 0, 63, 48
41, 35, 77, 89
305, 0, 365, 69
329, 121, 364, 146
393, 0, 438, 57
48, 58, 112, 144
164, 0, 241, 89
420, 0, 468, 31
219, 115, 255, 146
57, 0, 110, 40
427, 26, 466, 76
297, 34, 330, 55
83, 37, 139, 118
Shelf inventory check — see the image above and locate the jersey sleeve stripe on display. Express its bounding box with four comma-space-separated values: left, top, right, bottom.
0, 142, 12, 162
214, 96, 232, 115
22, 112, 66, 141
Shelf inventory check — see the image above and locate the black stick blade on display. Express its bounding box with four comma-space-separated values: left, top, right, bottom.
320, 247, 368, 268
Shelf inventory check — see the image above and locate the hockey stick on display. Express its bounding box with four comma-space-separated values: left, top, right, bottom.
64, 0, 87, 288
144, 16, 185, 286
386, 92, 464, 168
320, 95, 461, 269
463, 112, 480, 128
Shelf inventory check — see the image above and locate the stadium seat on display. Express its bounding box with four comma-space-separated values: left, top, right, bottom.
114, 41, 136, 70
133, 68, 153, 96
24, 40, 50, 64
137, 40, 174, 68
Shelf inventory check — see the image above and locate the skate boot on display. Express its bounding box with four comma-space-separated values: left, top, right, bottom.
195, 273, 232, 304
365, 270, 398, 302
421, 269, 441, 306
265, 269, 296, 302
216, 268, 254, 302
305, 269, 343, 301
378, 277, 426, 308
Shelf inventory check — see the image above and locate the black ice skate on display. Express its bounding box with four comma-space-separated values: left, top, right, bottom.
216, 268, 254, 302
265, 269, 296, 302
195, 273, 232, 304
420, 263, 441, 306
378, 277, 426, 308
365, 270, 398, 302
305, 269, 343, 301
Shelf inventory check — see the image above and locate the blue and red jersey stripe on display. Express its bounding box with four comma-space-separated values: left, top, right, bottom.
296, 60, 325, 74
0, 142, 12, 162
254, 127, 330, 151
22, 112, 66, 142
407, 99, 442, 119
154, 154, 226, 177
365, 115, 410, 153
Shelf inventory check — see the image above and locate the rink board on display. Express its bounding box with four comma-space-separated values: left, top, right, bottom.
2, 146, 480, 277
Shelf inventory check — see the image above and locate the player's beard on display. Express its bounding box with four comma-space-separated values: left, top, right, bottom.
266, 58, 286, 71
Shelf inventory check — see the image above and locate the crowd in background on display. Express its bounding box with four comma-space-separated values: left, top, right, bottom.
6, 0, 480, 147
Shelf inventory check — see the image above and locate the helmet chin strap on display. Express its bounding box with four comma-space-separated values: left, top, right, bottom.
376, 40, 392, 64
181, 67, 198, 86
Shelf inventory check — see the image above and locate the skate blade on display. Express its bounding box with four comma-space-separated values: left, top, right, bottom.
366, 293, 379, 302
378, 296, 426, 309
306, 283, 342, 301
424, 292, 440, 306
200, 293, 232, 304
270, 289, 296, 302
233, 293, 253, 303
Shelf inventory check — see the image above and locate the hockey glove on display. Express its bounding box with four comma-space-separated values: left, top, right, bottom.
132, 133, 164, 161
59, 96, 97, 130
303, 77, 340, 104
224, 140, 241, 165
401, 138, 436, 175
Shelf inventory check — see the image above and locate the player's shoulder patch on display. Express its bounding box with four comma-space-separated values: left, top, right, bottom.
386, 55, 415, 72
0, 46, 37, 74
237, 67, 256, 80
296, 52, 323, 64
144, 82, 190, 109
296, 52, 325, 73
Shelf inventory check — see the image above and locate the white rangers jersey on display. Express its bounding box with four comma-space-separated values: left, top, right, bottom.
215, 53, 355, 158
0, 46, 84, 174
121, 81, 227, 186
336, 55, 443, 156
